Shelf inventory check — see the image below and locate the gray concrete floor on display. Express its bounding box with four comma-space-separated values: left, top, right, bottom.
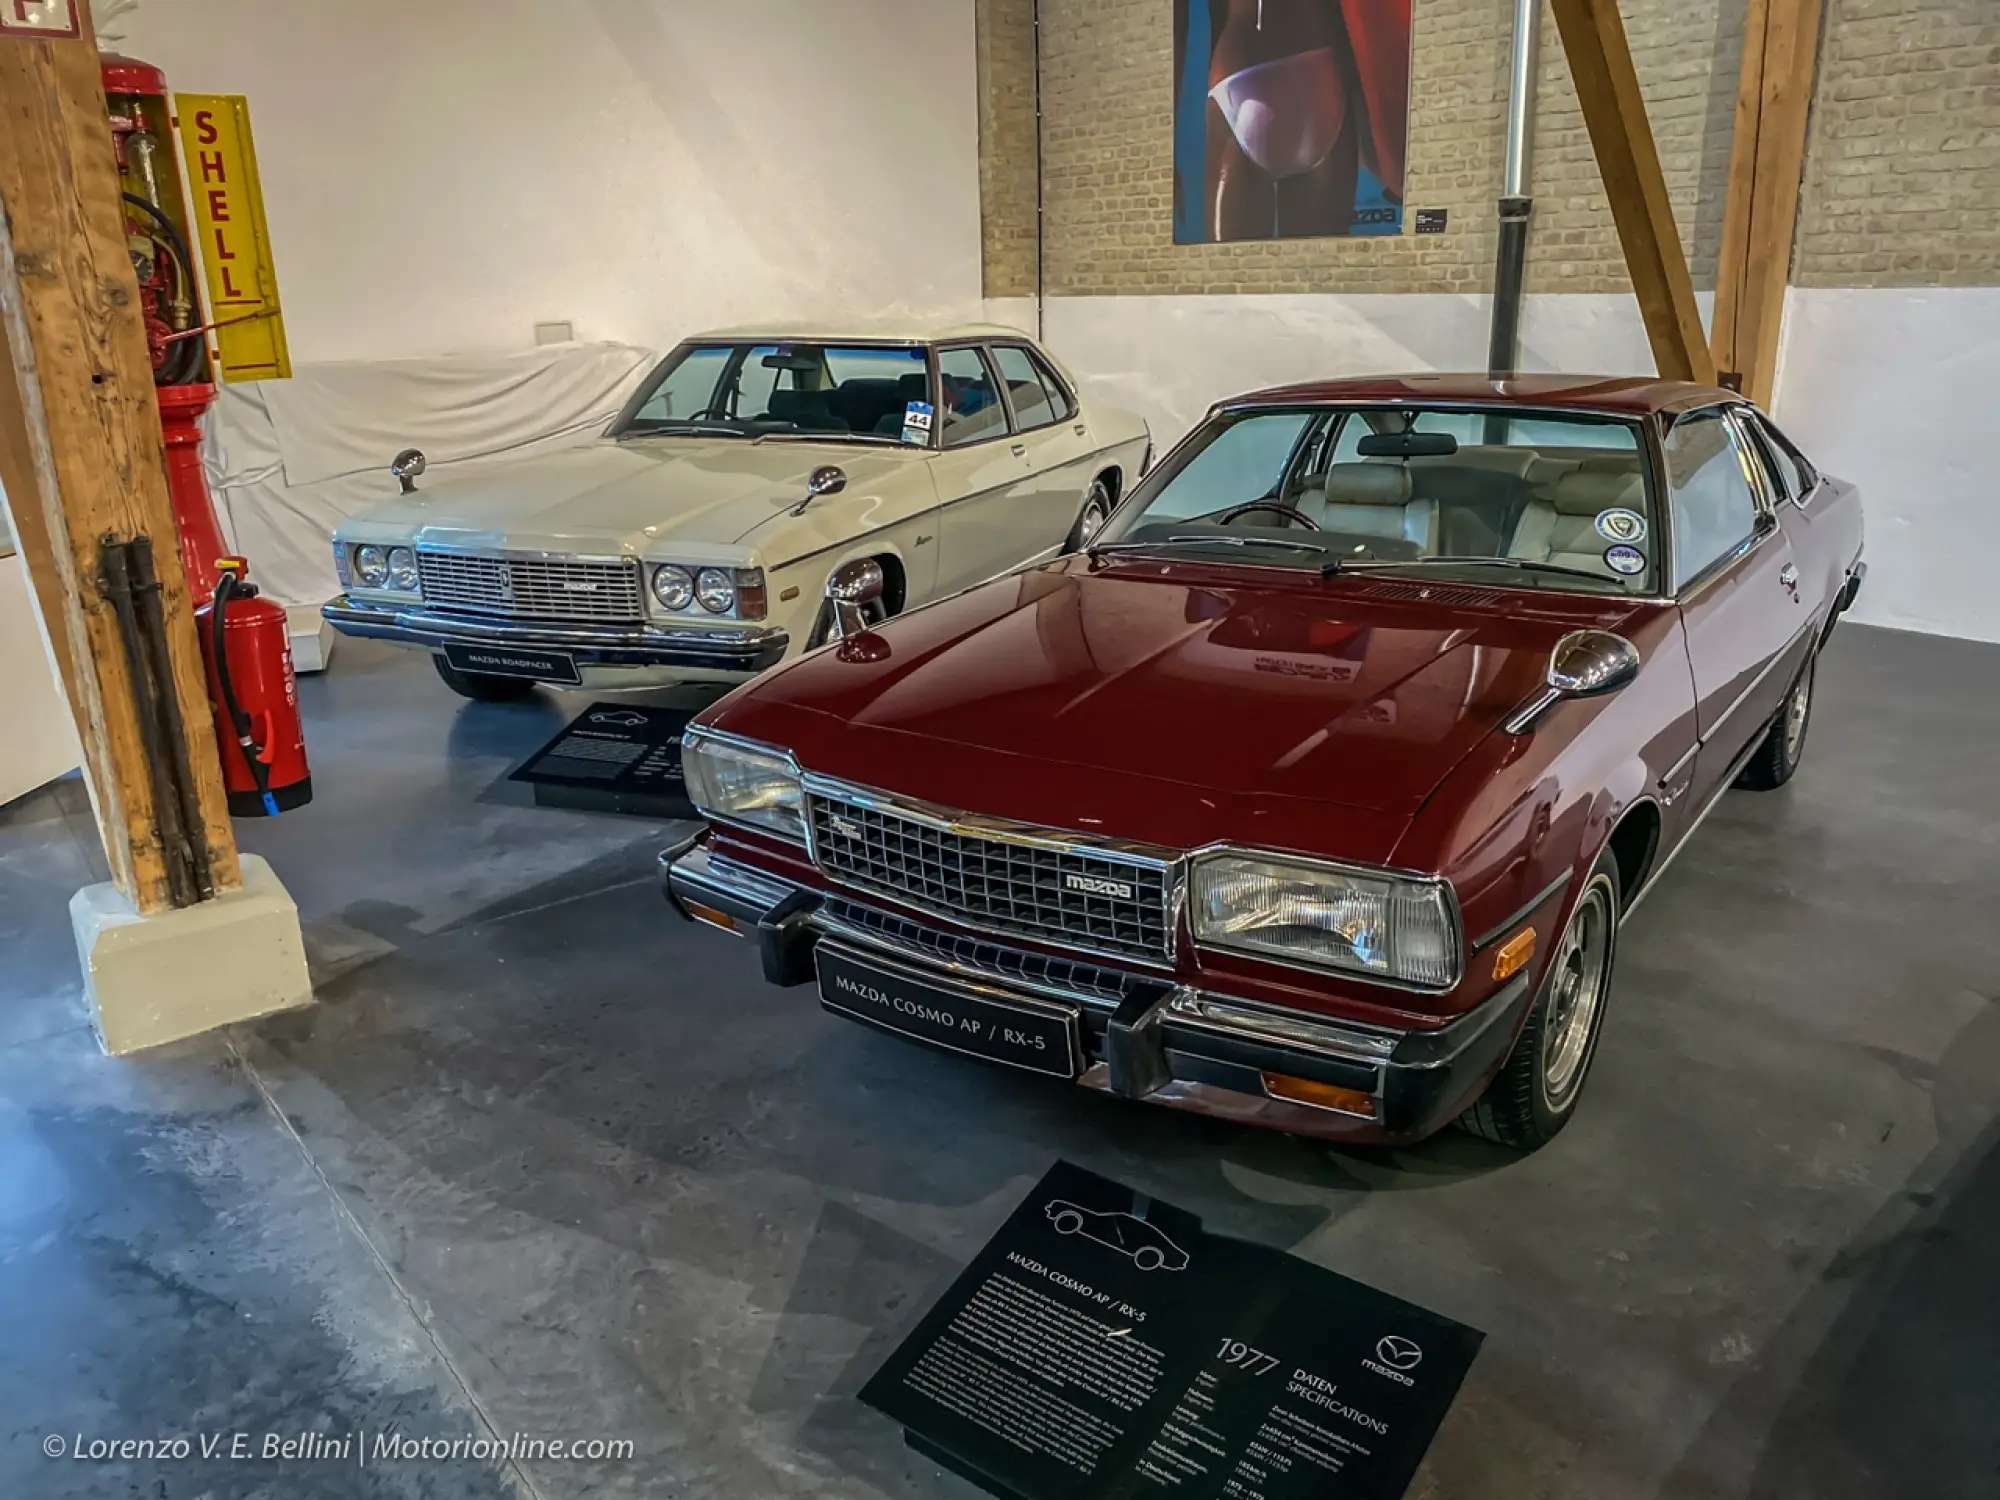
2, 622, 1997, 1499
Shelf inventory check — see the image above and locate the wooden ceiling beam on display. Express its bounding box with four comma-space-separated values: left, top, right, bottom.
1548, 0, 1718, 385
1712, 0, 1826, 404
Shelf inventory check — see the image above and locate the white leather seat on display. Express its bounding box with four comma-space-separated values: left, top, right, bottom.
1506, 468, 1648, 577
1299, 463, 1437, 549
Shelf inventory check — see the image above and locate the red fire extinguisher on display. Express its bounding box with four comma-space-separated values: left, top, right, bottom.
196, 558, 312, 817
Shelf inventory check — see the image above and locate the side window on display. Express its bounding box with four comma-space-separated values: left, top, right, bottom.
989, 345, 1055, 432
1733, 412, 1790, 504
1147, 411, 1315, 519
1026, 348, 1076, 421
632, 347, 730, 422
1664, 410, 1763, 587
1753, 413, 1817, 499
937, 347, 1009, 447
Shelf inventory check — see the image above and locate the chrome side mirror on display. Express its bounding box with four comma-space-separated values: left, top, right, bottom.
791, 464, 847, 515
824, 557, 885, 641
390, 448, 427, 495
1506, 629, 1640, 733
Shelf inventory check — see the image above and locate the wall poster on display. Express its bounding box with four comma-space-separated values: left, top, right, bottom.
1173, 0, 1413, 243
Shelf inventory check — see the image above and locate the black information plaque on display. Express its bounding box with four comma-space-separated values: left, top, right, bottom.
861, 1162, 1481, 1500
1413, 208, 1449, 235
508, 702, 696, 818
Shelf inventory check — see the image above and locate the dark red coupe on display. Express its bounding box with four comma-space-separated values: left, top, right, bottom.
662, 374, 1865, 1150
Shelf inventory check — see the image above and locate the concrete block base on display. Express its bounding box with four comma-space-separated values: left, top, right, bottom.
287, 605, 336, 674
70, 854, 314, 1054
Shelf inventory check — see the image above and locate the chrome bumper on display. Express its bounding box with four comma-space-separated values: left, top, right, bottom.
322, 596, 790, 673
660, 837, 1531, 1139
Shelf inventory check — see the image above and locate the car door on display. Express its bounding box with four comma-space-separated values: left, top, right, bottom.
1668, 405, 1812, 810
989, 342, 1095, 548
926, 343, 1034, 593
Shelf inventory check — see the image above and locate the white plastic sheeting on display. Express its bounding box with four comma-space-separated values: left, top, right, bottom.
1772, 287, 2000, 645
201, 342, 657, 608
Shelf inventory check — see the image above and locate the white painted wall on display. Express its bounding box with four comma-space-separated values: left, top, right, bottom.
116, 0, 982, 362
0, 548, 82, 808
1773, 288, 2000, 645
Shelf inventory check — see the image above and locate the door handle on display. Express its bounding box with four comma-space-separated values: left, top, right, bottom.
1073, 424, 1087, 436
1011, 443, 1027, 457
1779, 562, 1800, 596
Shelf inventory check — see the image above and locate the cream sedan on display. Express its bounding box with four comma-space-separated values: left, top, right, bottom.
322, 323, 1150, 700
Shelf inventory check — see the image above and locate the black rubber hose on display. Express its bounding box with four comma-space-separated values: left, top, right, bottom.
210, 572, 277, 815
122, 192, 204, 386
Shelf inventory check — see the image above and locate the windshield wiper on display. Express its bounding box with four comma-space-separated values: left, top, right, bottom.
1330, 555, 1624, 585
756, 430, 901, 446
1090, 534, 1327, 559
617, 419, 746, 440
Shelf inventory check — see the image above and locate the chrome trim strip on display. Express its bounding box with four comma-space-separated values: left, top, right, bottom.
809, 905, 1126, 1013
1471, 870, 1573, 951
323, 597, 787, 657
1503, 685, 1564, 735
1166, 992, 1401, 1065
411, 542, 634, 567
1622, 731, 1765, 923
800, 772, 1179, 869
1659, 737, 1701, 788
1696, 613, 1818, 747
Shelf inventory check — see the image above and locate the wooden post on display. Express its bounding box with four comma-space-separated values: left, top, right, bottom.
0, 8, 241, 911
1548, 0, 1718, 385
1712, 0, 1825, 405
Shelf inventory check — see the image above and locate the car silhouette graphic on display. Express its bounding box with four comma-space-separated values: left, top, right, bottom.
587, 711, 650, 727
1044, 1200, 1190, 1271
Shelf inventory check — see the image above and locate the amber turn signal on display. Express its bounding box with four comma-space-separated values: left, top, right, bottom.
1260, 1072, 1378, 1119
1493, 926, 1536, 981
683, 900, 739, 934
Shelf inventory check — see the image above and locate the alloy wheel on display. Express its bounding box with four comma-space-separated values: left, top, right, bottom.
1541, 879, 1613, 1106
1783, 658, 1814, 765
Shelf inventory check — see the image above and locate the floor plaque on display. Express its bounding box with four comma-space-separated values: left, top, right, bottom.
508, 703, 696, 818
862, 1161, 1481, 1500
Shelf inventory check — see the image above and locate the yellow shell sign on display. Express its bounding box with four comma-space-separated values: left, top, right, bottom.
174, 93, 291, 382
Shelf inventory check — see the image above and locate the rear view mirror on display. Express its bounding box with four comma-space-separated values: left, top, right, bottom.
1506, 629, 1639, 733
389, 448, 426, 494
1356, 431, 1458, 458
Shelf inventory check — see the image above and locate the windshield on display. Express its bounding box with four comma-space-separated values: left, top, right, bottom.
1096, 404, 1659, 593
610, 341, 933, 445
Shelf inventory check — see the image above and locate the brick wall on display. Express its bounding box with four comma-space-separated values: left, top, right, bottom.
975, 0, 2000, 298
1794, 0, 2000, 287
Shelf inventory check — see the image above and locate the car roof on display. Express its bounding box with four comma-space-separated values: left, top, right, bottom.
1225, 372, 1742, 417
683, 319, 1038, 347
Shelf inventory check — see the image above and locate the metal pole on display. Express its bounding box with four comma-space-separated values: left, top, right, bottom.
1488, 0, 1543, 377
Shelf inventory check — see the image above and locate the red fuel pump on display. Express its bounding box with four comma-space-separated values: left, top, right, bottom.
195, 559, 312, 817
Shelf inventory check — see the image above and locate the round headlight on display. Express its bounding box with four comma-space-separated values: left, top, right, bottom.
353, 544, 389, 587
651, 563, 694, 611
387, 546, 418, 592
695, 567, 735, 614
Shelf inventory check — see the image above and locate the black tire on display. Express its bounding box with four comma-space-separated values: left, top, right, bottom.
1735, 649, 1815, 791
432, 655, 539, 702
1064, 478, 1113, 553
1460, 850, 1621, 1150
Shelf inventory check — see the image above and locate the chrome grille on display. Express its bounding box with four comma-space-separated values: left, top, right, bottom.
808, 793, 1172, 961
417, 551, 643, 622
822, 898, 1133, 1005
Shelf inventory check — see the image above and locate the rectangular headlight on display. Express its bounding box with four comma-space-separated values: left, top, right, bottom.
1190, 852, 1460, 989
681, 730, 804, 842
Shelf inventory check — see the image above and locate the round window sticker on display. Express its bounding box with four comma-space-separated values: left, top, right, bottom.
1595, 507, 1647, 543
1604, 544, 1647, 576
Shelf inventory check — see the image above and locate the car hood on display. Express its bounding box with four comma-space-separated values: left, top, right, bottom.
719, 558, 1641, 829
344, 437, 924, 556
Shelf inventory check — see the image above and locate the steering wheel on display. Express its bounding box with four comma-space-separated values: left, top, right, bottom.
1217, 500, 1321, 531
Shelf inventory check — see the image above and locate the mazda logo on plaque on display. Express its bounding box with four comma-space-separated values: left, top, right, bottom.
1376, 1335, 1424, 1371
